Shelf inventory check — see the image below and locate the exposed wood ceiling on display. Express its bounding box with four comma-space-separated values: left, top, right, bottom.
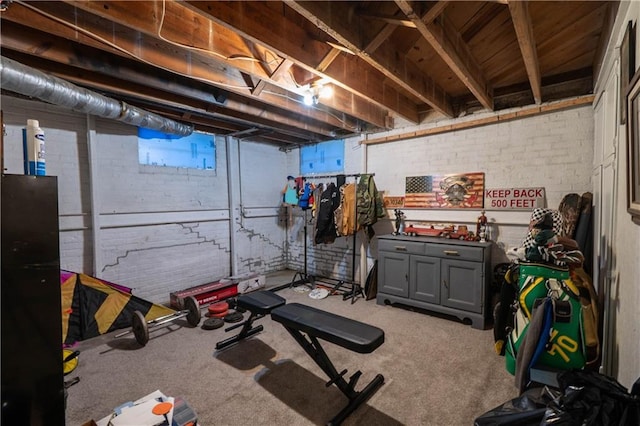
0, 1, 616, 148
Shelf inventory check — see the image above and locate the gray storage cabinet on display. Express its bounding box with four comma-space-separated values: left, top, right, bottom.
376, 234, 492, 329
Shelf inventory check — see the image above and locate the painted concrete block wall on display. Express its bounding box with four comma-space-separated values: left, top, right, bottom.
95, 120, 228, 212
284, 106, 594, 283
235, 141, 289, 273
92, 120, 234, 302
283, 142, 382, 282
3, 96, 294, 304
2, 97, 94, 272
363, 105, 594, 260
99, 221, 230, 302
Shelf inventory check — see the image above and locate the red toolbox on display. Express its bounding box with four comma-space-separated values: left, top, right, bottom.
170, 281, 237, 310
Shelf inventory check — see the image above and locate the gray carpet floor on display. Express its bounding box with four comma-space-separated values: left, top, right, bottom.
65, 271, 519, 425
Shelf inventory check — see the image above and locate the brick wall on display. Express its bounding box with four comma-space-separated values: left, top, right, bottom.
2, 95, 594, 302
1, 96, 289, 304
286, 105, 594, 278
364, 105, 594, 259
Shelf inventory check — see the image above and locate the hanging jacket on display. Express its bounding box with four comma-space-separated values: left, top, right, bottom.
356, 174, 384, 239
298, 182, 313, 210
336, 182, 357, 236
315, 182, 340, 244
283, 177, 298, 205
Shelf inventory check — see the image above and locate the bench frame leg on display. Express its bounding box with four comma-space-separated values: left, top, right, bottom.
282, 326, 384, 426
215, 312, 265, 350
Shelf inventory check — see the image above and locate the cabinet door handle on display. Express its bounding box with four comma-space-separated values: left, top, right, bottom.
443, 279, 448, 289
394, 246, 407, 251
443, 250, 459, 256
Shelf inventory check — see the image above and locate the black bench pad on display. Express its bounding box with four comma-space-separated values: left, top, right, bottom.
237, 290, 286, 315
215, 291, 286, 351
271, 303, 384, 354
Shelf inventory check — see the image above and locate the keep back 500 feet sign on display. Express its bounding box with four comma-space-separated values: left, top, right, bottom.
484, 187, 545, 210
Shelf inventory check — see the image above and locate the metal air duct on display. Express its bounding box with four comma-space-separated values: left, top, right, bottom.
0, 56, 193, 136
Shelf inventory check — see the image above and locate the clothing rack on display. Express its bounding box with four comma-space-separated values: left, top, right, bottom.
273, 173, 374, 304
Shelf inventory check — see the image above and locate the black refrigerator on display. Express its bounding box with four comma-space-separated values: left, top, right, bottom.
1, 174, 65, 425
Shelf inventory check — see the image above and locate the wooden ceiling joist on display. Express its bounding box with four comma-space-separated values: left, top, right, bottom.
49, 0, 387, 130
395, 0, 494, 111
508, 0, 542, 104
0, 0, 611, 148
182, 0, 411, 125
286, 0, 455, 118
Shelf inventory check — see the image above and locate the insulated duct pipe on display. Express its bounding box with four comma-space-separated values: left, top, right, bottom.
0, 56, 193, 136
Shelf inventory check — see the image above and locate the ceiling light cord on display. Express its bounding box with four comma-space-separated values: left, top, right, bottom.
15, 0, 252, 91
16, 1, 358, 132
157, 0, 279, 67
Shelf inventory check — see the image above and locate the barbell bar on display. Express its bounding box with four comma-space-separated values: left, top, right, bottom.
115, 296, 201, 346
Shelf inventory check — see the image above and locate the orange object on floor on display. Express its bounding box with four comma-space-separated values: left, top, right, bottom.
209, 310, 228, 318
208, 302, 229, 315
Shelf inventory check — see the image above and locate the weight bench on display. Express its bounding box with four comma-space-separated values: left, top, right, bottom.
270, 303, 385, 426
215, 290, 286, 350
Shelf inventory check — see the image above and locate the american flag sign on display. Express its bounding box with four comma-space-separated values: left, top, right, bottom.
405, 173, 485, 208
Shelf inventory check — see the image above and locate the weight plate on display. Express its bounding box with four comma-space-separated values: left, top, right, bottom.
209, 310, 228, 319
62, 349, 79, 375
185, 296, 202, 327
202, 317, 224, 330
132, 310, 149, 346
224, 311, 244, 323
208, 302, 229, 315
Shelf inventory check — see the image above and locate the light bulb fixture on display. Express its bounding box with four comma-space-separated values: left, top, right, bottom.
302, 82, 333, 106
303, 93, 315, 106
318, 84, 333, 99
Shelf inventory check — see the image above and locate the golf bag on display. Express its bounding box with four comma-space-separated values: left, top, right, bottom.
504, 262, 599, 391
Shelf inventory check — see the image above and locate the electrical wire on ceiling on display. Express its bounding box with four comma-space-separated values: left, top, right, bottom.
14, 0, 362, 135
157, 0, 279, 67
158, 0, 327, 95
15, 0, 252, 92
17, 0, 318, 101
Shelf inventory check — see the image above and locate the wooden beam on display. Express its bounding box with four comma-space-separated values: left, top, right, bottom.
55, 0, 389, 128
362, 1, 448, 55
395, 0, 494, 111
363, 24, 397, 55
286, 0, 454, 117
182, 0, 411, 125
0, 26, 342, 140
357, 12, 416, 28
362, 95, 594, 145
316, 48, 342, 73
508, 0, 542, 104
252, 58, 294, 96
5, 2, 371, 132
423, 1, 450, 24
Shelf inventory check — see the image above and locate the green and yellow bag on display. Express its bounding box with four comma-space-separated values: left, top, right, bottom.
505, 262, 599, 376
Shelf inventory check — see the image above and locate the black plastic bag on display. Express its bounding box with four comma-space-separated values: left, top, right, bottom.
541, 371, 640, 426
474, 386, 558, 425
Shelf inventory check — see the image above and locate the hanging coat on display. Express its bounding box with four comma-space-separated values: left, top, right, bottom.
356, 174, 385, 239
336, 182, 357, 236
315, 182, 340, 244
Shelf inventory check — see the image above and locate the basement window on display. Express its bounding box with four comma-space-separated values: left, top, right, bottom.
138, 128, 215, 170
300, 139, 344, 175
